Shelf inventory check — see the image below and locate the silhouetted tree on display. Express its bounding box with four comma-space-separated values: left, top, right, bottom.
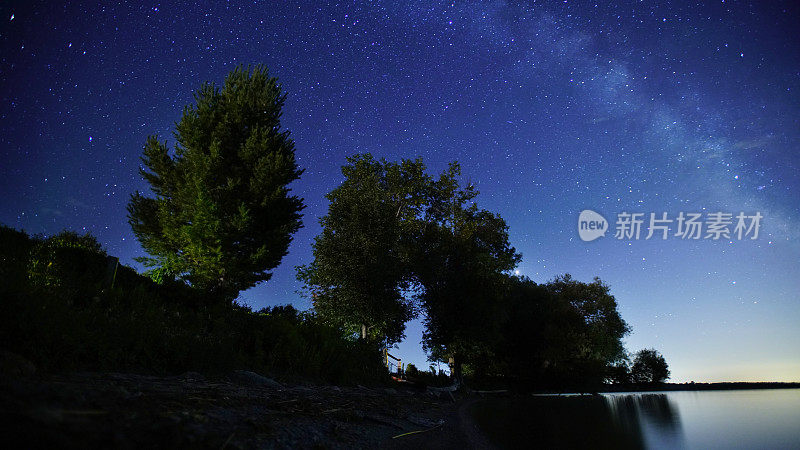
606, 356, 632, 384
495, 275, 555, 383
498, 274, 630, 389
128, 65, 304, 303
297, 154, 427, 345
540, 274, 630, 387
416, 163, 521, 383
631, 348, 670, 384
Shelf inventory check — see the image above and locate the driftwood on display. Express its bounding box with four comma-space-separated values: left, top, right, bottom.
391, 422, 444, 439
473, 389, 508, 395
426, 381, 460, 402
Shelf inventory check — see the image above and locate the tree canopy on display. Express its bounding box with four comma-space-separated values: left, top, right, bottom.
298, 155, 520, 375
631, 348, 670, 384
297, 154, 427, 345
464, 273, 631, 388
128, 65, 304, 302
542, 274, 631, 383
299, 154, 646, 389
414, 163, 521, 381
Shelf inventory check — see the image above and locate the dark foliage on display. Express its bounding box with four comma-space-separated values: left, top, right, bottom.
299, 156, 521, 381
0, 225, 384, 384
631, 348, 670, 384
488, 274, 631, 390
297, 154, 425, 345
128, 65, 305, 303
415, 162, 521, 383
298, 155, 640, 390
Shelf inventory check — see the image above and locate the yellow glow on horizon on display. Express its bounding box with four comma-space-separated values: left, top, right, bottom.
674, 361, 800, 384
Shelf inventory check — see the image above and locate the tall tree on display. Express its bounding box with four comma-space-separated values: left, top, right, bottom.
496, 274, 631, 388
541, 274, 631, 387
416, 163, 521, 382
297, 154, 428, 345
128, 65, 304, 302
494, 275, 554, 382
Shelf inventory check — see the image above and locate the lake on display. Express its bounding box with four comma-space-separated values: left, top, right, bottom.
469, 389, 800, 449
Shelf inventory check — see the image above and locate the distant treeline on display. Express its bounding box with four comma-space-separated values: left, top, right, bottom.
0, 224, 385, 383
597, 382, 800, 392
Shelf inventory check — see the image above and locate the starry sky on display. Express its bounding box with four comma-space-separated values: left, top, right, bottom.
2, 1, 798, 382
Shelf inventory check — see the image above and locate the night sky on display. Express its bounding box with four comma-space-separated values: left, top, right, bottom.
2, 1, 798, 382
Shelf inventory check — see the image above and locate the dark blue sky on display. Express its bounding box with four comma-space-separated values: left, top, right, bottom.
2, 1, 798, 382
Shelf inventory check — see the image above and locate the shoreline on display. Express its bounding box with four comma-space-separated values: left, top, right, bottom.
0, 370, 453, 449
3, 369, 798, 448
595, 381, 800, 393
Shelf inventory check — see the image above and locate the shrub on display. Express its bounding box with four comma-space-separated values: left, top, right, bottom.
0, 225, 386, 384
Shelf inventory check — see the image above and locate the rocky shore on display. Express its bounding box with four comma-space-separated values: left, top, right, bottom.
0, 369, 461, 449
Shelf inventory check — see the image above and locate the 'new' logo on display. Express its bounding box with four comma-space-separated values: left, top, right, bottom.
578, 210, 608, 241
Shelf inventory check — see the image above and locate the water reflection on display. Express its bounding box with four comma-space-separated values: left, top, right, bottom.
603, 393, 685, 449
469, 393, 681, 449
470, 390, 800, 449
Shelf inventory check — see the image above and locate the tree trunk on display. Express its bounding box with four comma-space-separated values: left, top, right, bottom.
361, 324, 367, 340
452, 353, 464, 386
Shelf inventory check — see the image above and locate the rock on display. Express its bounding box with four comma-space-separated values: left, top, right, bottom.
229, 370, 282, 389
179, 371, 205, 382
0, 350, 37, 377
406, 414, 441, 428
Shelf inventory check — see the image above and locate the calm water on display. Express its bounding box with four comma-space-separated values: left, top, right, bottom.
602, 389, 800, 449
470, 389, 800, 449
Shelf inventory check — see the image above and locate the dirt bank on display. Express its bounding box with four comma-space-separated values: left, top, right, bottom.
1, 370, 475, 449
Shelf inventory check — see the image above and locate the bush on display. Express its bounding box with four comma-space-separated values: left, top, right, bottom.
27, 230, 109, 300
0, 224, 35, 287
0, 225, 386, 384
